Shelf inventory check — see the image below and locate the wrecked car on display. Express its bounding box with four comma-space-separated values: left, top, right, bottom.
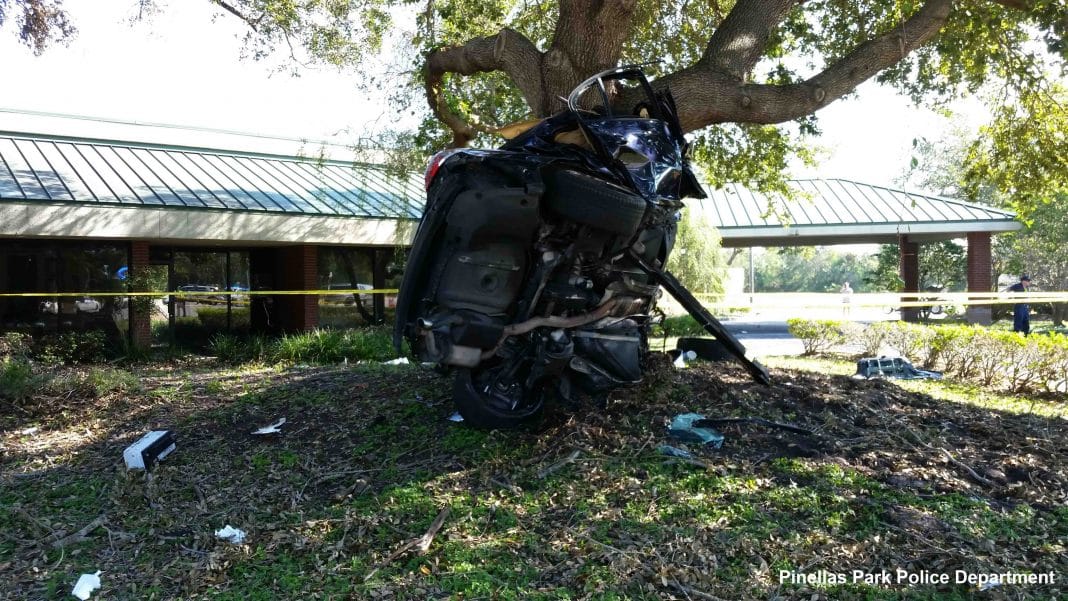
854, 356, 942, 380
395, 67, 769, 428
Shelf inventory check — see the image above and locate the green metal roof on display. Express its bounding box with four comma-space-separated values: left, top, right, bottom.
696, 179, 1022, 246
0, 131, 424, 220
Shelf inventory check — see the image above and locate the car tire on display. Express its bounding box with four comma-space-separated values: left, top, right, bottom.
543, 170, 647, 236
453, 368, 545, 429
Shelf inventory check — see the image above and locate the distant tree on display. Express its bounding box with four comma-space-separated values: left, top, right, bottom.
0, 0, 74, 53
666, 209, 725, 294
756, 247, 876, 293
994, 193, 1068, 325
864, 241, 967, 292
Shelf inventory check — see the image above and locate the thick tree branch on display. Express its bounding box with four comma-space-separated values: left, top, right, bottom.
658, 0, 955, 131
210, 0, 262, 32
425, 28, 546, 146
703, 0, 799, 79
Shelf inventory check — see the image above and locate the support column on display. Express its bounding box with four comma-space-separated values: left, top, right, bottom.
899, 235, 920, 323
129, 241, 152, 349
276, 245, 319, 332
372, 248, 393, 323
966, 232, 993, 325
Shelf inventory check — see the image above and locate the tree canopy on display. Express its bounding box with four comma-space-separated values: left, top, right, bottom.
6, 0, 1066, 194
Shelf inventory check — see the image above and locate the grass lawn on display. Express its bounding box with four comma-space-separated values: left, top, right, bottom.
2, 354, 1066, 600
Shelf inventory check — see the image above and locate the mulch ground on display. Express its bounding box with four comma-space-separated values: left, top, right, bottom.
1, 356, 1065, 600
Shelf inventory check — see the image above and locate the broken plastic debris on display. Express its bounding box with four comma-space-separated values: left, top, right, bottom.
71, 571, 101, 600
19, 426, 38, 436
979, 575, 1001, 592
123, 430, 176, 470
215, 525, 247, 544
447, 411, 464, 422
251, 418, 286, 435
383, 357, 409, 365
657, 444, 695, 459
672, 350, 697, 369
668, 413, 724, 448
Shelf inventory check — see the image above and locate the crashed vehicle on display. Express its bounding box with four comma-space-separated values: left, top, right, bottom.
395, 67, 769, 428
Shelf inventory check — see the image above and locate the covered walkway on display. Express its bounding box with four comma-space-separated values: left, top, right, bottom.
696, 179, 1023, 323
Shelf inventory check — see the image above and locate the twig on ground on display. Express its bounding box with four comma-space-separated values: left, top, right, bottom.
365, 506, 451, 581
414, 507, 450, 553
490, 477, 522, 495
668, 578, 727, 601
50, 515, 106, 548
939, 448, 994, 487
537, 449, 582, 479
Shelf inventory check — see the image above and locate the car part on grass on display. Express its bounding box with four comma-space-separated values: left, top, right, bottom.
667, 413, 725, 448
123, 430, 176, 470
395, 66, 769, 428
676, 336, 736, 362
854, 356, 942, 380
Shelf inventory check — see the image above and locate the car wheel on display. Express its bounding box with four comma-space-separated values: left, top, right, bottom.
453, 367, 546, 429
542, 170, 647, 236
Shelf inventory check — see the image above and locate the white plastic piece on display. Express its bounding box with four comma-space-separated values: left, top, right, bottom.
447, 412, 464, 422
673, 350, 697, 369
215, 525, 247, 544
251, 418, 286, 435
383, 357, 410, 365
71, 571, 101, 600
123, 431, 176, 470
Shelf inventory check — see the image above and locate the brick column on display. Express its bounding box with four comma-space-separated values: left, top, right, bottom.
899, 235, 920, 323
275, 245, 318, 332
129, 241, 152, 349
966, 232, 993, 325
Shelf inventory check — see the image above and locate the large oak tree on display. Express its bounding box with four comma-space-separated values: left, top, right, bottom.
6, 0, 1065, 192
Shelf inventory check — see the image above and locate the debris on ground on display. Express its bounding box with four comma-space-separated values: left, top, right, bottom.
667, 412, 724, 448
657, 444, 695, 459
699, 416, 814, 435
671, 350, 697, 369
251, 418, 286, 435
214, 525, 247, 544
122, 430, 176, 470
71, 571, 101, 600
446, 411, 464, 422
383, 357, 410, 365
854, 356, 942, 380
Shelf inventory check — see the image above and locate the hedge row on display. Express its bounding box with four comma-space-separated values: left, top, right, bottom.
786, 319, 1068, 393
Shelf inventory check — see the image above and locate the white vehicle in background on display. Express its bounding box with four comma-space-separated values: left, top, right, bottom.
39, 297, 102, 314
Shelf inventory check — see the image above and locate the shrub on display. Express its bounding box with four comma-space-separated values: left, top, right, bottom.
209, 333, 271, 364
658, 315, 706, 337
1039, 333, 1068, 392
35, 331, 108, 365
273, 327, 395, 364
931, 325, 980, 378
85, 367, 141, 397
882, 322, 934, 365
197, 307, 251, 330
0, 332, 32, 359
0, 357, 36, 400
857, 322, 893, 357
786, 318, 848, 356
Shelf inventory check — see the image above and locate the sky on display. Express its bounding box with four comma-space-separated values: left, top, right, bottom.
0, 0, 989, 191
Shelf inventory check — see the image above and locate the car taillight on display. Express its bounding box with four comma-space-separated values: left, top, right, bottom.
424, 151, 447, 191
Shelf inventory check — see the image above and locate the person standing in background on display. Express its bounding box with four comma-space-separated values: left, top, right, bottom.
1007, 275, 1031, 335
840, 281, 854, 318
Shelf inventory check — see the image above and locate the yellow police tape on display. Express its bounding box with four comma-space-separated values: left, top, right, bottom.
0, 289, 399, 297
0, 290, 1063, 309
